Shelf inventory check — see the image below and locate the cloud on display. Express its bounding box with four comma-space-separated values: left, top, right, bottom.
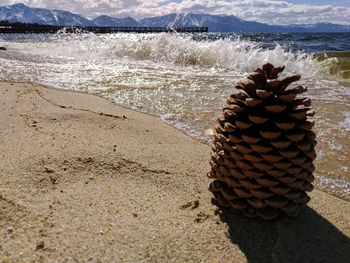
1, 0, 349, 25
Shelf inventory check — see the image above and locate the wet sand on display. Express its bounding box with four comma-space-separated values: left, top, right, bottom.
1, 81, 350, 262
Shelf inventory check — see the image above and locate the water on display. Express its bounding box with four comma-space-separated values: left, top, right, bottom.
1, 32, 349, 200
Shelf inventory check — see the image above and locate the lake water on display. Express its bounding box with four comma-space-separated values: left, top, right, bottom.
0, 32, 349, 200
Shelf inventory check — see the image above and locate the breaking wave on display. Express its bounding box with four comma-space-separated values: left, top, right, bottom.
1, 32, 346, 80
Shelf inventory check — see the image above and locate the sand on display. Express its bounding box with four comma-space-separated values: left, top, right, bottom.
0, 81, 349, 263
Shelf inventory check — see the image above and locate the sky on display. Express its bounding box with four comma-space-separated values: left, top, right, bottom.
1, 0, 350, 25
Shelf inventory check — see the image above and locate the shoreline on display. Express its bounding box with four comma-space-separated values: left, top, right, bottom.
1, 79, 211, 144
1, 81, 350, 262
2, 79, 349, 201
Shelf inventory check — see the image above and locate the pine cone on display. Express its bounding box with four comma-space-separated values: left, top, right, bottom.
208, 63, 316, 220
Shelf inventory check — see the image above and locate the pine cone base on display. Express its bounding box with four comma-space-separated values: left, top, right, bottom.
208, 64, 316, 220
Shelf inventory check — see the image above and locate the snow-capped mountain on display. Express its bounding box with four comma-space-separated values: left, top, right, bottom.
0, 3, 91, 26
139, 13, 279, 32
92, 15, 139, 27
140, 13, 350, 32
139, 14, 178, 27
1, 3, 349, 32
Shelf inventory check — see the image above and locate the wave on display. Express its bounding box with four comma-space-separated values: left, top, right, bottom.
315, 51, 350, 81
2, 32, 346, 80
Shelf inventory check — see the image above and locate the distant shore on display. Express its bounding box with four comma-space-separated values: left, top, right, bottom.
0, 21, 208, 34
1, 81, 349, 262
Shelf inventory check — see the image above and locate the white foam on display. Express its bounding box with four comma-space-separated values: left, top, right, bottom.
0, 33, 323, 76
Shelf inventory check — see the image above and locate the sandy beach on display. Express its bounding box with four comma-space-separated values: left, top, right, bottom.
1, 81, 350, 262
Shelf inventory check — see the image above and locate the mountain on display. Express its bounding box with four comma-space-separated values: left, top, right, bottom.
1, 3, 349, 32
139, 14, 179, 27
284, 22, 350, 33
0, 3, 91, 26
140, 13, 350, 33
92, 15, 139, 27
140, 13, 280, 32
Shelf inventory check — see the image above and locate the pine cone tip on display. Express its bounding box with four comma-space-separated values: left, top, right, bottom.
255, 63, 286, 80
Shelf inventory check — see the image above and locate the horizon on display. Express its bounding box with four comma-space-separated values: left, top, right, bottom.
0, 1, 349, 26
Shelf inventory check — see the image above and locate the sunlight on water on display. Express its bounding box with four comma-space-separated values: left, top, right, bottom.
0, 32, 349, 200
